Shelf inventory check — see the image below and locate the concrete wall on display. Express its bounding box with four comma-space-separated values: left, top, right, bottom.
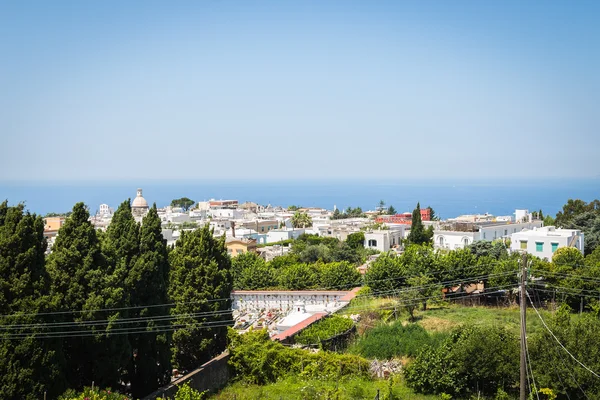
143, 352, 230, 400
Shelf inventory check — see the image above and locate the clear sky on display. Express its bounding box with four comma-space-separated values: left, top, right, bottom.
1, 0, 598, 181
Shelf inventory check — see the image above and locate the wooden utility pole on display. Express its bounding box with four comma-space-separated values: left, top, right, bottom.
520, 252, 527, 400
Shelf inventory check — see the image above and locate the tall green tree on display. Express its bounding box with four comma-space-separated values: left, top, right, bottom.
407, 203, 430, 245
169, 225, 233, 371
47, 203, 124, 390
0, 202, 66, 399
387, 205, 397, 215
126, 205, 171, 398
100, 199, 139, 385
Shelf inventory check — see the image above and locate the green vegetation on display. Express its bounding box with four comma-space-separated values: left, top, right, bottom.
1, 199, 233, 399
295, 315, 354, 345
212, 376, 438, 400
170, 197, 195, 211
348, 321, 447, 359
404, 325, 519, 397
291, 211, 312, 228
332, 207, 366, 219
406, 202, 433, 245
169, 225, 233, 371
227, 328, 370, 385
555, 198, 600, 255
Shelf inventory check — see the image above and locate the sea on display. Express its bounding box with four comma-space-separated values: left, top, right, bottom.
0, 178, 598, 220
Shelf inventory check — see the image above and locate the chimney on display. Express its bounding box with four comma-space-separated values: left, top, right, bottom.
232, 221, 236, 238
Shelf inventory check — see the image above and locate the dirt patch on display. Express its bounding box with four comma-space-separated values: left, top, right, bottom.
419, 316, 459, 332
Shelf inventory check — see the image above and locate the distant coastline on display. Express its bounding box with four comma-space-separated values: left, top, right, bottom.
1, 178, 597, 219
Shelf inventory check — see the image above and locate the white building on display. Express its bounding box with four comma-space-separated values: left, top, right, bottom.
510, 226, 584, 260
98, 204, 113, 216
266, 228, 306, 243
364, 228, 404, 252
434, 220, 543, 250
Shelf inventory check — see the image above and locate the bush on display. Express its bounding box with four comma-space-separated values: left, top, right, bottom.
59, 387, 129, 400
227, 328, 370, 385
349, 321, 447, 359
404, 325, 518, 397
295, 315, 355, 345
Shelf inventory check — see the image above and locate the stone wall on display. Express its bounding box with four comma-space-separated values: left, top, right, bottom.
142, 351, 230, 400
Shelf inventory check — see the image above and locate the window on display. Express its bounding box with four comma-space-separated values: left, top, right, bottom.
536, 242, 543, 252
368, 239, 377, 247
439, 236, 444, 247
551, 242, 559, 253
504, 229, 508, 236
463, 238, 469, 246
520, 241, 527, 250
261, 227, 264, 232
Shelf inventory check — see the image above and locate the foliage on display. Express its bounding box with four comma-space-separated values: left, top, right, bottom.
294, 315, 354, 345
387, 205, 397, 215
126, 205, 172, 397
346, 231, 365, 249
0, 201, 66, 399
291, 211, 312, 228
47, 202, 125, 391
212, 376, 438, 400
58, 387, 129, 400
528, 310, 600, 398
404, 325, 519, 397
554, 198, 600, 255
407, 203, 430, 245
169, 225, 233, 371
234, 252, 277, 290
364, 253, 405, 294
427, 206, 439, 221
349, 321, 448, 359
468, 240, 508, 260
227, 328, 370, 385
331, 207, 366, 219
287, 205, 301, 211
170, 197, 195, 211
278, 263, 319, 289
319, 261, 361, 290
173, 382, 208, 400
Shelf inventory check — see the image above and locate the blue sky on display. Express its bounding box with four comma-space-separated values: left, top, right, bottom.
1, 1, 598, 180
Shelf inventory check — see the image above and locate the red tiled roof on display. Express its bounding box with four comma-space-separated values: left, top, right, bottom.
339, 287, 361, 302
271, 312, 328, 341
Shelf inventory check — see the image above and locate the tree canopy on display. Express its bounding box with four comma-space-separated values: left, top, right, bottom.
170, 197, 195, 211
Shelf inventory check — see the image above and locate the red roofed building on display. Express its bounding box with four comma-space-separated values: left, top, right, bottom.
376, 208, 431, 225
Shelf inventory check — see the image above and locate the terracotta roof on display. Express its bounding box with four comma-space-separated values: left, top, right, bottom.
271, 312, 328, 341
339, 287, 361, 302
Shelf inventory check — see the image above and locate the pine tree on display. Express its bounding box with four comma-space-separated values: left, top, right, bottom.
47, 203, 123, 390
407, 202, 427, 245
169, 225, 233, 371
0, 202, 66, 399
126, 204, 171, 398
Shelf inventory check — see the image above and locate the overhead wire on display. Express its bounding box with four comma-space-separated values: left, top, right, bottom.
526, 291, 600, 379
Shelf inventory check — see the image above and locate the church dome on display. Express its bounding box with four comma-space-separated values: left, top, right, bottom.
132, 188, 149, 209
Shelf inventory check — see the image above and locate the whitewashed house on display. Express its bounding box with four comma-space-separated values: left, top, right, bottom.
510, 226, 584, 260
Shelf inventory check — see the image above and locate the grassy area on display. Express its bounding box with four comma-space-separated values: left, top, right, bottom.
416, 304, 554, 336
211, 376, 438, 400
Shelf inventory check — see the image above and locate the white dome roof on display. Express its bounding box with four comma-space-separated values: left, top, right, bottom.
132, 188, 149, 209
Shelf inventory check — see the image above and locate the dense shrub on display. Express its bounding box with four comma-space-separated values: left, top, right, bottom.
295, 315, 355, 345
349, 321, 447, 359
59, 387, 129, 400
404, 325, 518, 397
227, 328, 370, 385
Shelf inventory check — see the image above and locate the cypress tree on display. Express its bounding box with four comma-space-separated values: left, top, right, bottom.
168, 225, 233, 371
126, 204, 171, 398
46, 203, 123, 390
101, 200, 140, 391
0, 202, 66, 399
407, 202, 426, 245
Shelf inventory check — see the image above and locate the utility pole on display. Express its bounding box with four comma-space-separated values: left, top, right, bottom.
519, 251, 527, 400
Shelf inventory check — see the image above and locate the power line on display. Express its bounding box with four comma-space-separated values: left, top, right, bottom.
526, 291, 600, 379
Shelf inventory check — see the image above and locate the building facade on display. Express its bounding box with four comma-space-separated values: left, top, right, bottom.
510, 226, 584, 260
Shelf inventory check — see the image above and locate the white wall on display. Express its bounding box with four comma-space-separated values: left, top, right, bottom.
434, 231, 475, 250
510, 227, 584, 260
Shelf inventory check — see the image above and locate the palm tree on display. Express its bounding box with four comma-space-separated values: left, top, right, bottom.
291, 211, 313, 228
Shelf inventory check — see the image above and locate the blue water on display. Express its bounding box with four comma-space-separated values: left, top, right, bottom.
0, 179, 598, 219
